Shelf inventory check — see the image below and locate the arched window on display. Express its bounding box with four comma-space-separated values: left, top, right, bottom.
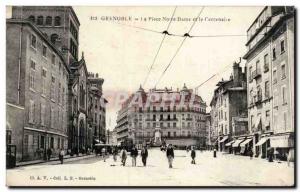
79, 83, 85, 108
37, 16, 43, 25
45, 16, 52, 26
50, 34, 59, 44
54, 16, 61, 26
28, 15, 35, 23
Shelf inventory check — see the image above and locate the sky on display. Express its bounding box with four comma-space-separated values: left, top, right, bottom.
7, 6, 264, 130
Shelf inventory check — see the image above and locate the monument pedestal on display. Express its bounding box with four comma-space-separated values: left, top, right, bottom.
154, 127, 162, 146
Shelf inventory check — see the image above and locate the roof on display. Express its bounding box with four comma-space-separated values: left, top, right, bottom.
70, 56, 88, 75
246, 6, 267, 32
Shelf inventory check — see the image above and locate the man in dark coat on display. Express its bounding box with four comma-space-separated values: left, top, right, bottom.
191, 147, 196, 164
130, 145, 138, 166
166, 144, 174, 168
141, 146, 148, 166
46, 148, 52, 161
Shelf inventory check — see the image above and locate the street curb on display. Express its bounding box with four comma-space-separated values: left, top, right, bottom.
15, 154, 96, 167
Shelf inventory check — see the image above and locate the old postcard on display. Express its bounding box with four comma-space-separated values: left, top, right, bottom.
5, 5, 295, 187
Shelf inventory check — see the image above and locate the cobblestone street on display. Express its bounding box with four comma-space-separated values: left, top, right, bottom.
7, 148, 294, 186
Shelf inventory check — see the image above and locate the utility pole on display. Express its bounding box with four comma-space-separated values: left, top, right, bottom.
107, 130, 110, 144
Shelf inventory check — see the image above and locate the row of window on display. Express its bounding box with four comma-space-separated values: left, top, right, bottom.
30, 63, 67, 105
218, 110, 227, 121
134, 106, 205, 113
24, 134, 65, 150
134, 131, 194, 138
132, 121, 203, 129
249, 75, 287, 105
31, 34, 67, 73
249, 39, 286, 81
219, 124, 228, 135
140, 113, 204, 121
28, 15, 61, 26
28, 100, 66, 131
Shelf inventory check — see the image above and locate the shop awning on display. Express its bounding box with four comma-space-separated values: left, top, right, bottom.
225, 140, 235, 147
240, 138, 253, 147
219, 136, 228, 143
232, 139, 245, 147
270, 134, 293, 148
255, 137, 269, 146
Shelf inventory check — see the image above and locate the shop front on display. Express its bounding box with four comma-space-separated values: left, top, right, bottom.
255, 135, 270, 159
225, 140, 235, 153
270, 132, 294, 161
239, 137, 253, 156
231, 137, 246, 154
218, 135, 228, 152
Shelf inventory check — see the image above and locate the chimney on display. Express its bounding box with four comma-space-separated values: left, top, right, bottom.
233, 59, 241, 86
96, 73, 99, 78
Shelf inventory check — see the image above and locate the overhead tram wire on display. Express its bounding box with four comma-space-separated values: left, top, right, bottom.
142, 6, 177, 87
112, 21, 162, 35
194, 61, 236, 94
154, 7, 205, 88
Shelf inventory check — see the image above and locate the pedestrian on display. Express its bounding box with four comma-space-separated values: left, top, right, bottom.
166, 144, 174, 168
46, 148, 52, 161
131, 145, 138, 167
121, 147, 127, 166
113, 147, 118, 162
249, 147, 253, 160
213, 148, 217, 158
287, 148, 293, 167
141, 146, 148, 166
101, 147, 106, 162
274, 149, 279, 161
191, 147, 196, 164
268, 148, 274, 162
59, 148, 64, 164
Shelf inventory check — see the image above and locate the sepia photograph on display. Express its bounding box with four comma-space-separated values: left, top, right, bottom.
5, 4, 295, 187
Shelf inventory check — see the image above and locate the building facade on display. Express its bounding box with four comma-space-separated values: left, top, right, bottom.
87, 72, 107, 148
210, 61, 247, 152
115, 85, 207, 149
243, 6, 295, 159
6, 19, 69, 161
7, 6, 107, 162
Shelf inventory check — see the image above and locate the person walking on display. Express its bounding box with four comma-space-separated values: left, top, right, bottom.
287, 148, 293, 167
131, 145, 138, 167
46, 148, 52, 161
166, 144, 174, 168
268, 148, 274, 162
113, 147, 118, 162
141, 146, 148, 166
120, 147, 127, 166
249, 147, 254, 160
59, 148, 64, 164
213, 148, 217, 158
191, 147, 196, 164
101, 147, 106, 162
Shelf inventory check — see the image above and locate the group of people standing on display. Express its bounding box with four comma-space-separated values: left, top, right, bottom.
117, 146, 149, 167
46, 148, 65, 164
109, 144, 198, 168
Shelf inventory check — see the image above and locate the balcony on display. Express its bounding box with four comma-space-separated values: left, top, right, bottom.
264, 64, 269, 72
186, 118, 193, 121
252, 68, 262, 79
255, 94, 262, 104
